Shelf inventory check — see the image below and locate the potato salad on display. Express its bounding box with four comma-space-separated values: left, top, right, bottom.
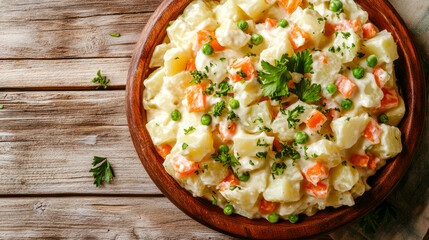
143, 0, 405, 223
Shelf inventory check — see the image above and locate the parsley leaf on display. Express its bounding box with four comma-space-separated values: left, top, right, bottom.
215, 81, 230, 97
227, 111, 239, 122
256, 152, 268, 159
211, 152, 240, 167
182, 143, 188, 150
288, 49, 313, 74
259, 54, 292, 99
256, 139, 270, 147
205, 82, 216, 95
271, 162, 287, 177
211, 101, 226, 117
91, 70, 110, 89
290, 78, 322, 102
258, 126, 272, 133
287, 105, 305, 129
275, 142, 300, 160
190, 70, 207, 84
184, 126, 195, 135
90, 156, 114, 187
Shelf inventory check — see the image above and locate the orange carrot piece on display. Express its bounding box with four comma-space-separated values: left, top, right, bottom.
368, 156, 379, 171
362, 22, 378, 39
273, 139, 283, 152
265, 18, 279, 30
193, 30, 225, 52
304, 162, 329, 186
304, 181, 328, 199
228, 57, 256, 82
289, 25, 310, 50
171, 154, 199, 179
306, 110, 328, 131
324, 22, 337, 36
259, 198, 279, 214
186, 84, 206, 113
363, 119, 382, 144
218, 172, 240, 191
335, 19, 361, 33
219, 121, 237, 142
186, 58, 197, 72
155, 144, 172, 159
375, 88, 399, 112
335, 75, 356, 98
373, 66, 388, 88
350, 154, 370, 167
279, 0, 302, 14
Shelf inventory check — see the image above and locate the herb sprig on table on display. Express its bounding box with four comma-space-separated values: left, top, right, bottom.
90, 156, 115, 187
91, 70, 110, 89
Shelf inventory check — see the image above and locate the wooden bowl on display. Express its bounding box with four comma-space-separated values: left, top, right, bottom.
126, 0, 426, 238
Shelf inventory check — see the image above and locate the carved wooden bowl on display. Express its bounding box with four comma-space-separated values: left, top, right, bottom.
126, 0, 426, 238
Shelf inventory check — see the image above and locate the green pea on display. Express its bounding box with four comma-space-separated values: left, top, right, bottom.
366, 55, 378, 68
341, 99, 353, 110
353, 66, 365, 79
329, 0, 343, 12
202, 43, 214, 55
288, 214, 299, 223
238, 172, 250, 182
171, 110, 181, 121
201, 114, 212, 125
326, 83, 337, 94
218, 145, 229, 154
295, 132, 309, 144
378, 113, 389, 124
268, 213, 279, 223
251, 34, 264, 46
223, 204, 234, 215
237, 20, 248, 31
277, 19, 289, 28
229, 99, 240, 109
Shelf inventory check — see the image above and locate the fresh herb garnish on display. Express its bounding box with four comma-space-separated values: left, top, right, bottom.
211, 101, 226, 117
253, 117, 263, 123
258, 126, 272, 133
287, 105, 305, 129
182, 143, 188, 150
91, 70, 110, 89
90, 156, 114, 187
184, 126, 196, 135
271, 162, 287, 177
256, 152, 268, 159
211, 152, 241, 167
275, 142, 300, 160
190, 70, 207, 84
109, 33, 121, 37
227, 111, 239, 121
212, 196, 217, 205
215, 81, 231, 97
256, 139, 270, 147
205, 82, 216, 95
290, 78, 322, 102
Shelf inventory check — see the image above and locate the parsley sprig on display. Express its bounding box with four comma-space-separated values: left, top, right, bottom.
90, 156, 114, 187
284, 105, 305, 129
211, 101, 226, 117
275, 142, 300, 160
258, 50, 313, 99
211, 152, 240, 167
290, 78, 322, 102
91, 70, 110, 89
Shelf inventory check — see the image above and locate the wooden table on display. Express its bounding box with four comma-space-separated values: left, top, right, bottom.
0, 0, 426, 239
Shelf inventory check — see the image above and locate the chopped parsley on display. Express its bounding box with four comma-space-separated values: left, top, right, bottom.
190, 70, 207, 84
184, 126, 196, 135
249, 160, 255, 166
247, 52, 257, 57
211, 101, 226, 117
290, 78, 322, 102
357, 52, 366, 58
211, 152, 240, 167
271, 162, 287, 177
342, 161, 347, 166
287, 105, 305, 129
256, 139, 270, 147
258, 126, 272, 133
275, 142, 300, 160
256, 152, 268, 159
220, 57, 226, 62
215, 81, 231, 97
212, 196, 217, 205
303, 146, 309, 160
341, 31, 351, 39
227, 111, 239, 121
182, 143, 188, 150
109, 33, 121, 37
237, 70, 247, 79
253, 117, 263, 123
205, 82, 216, 95
91, 70, 110, 89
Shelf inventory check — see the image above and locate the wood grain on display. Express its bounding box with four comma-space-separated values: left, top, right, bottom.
0, 91, 160, 195
0, 0, 160, 59
126, 0, 426, 239
0, 59, 129, 90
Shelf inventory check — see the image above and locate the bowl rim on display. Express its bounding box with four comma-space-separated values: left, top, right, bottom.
126, 0, 427, 238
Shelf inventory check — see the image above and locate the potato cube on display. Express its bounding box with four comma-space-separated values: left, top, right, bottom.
233, 80, 263, 107
263, 166, 303, 202
330, 30, 361, 63
371, 124, 402, 159
178, 125, 215, 162
330, 164, 360, 192
306, 139, 342, 168
182, 0, 215, 28
311, 52, 341, 92
143, 67, 165, 101
384, 95, 405, 126
233, 132, 274, 157
146, 113, 178, 145
241, 101, 272, 134
215, 0, 247, 25
164, 48, 190, 77
345, 70, 383, 108
234, 0, 271, 20
215, 19, 251, 49
326, 190, 355, 207
166, 17, 194, 49
150, 43, 172, 68
199, 160, 229, 186
331, 115, 370, 149
364, 30, 399, 64
291, 8, 325, 45
342, 0, 369, 24
195, 51, 228, 83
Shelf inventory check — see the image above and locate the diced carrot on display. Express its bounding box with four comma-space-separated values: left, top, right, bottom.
362, 22, 378, 39
186, 58, 197, 72
265, 18, 279, 30
171, 154, 199, 179
259, 198, 279, 214
373, 66, 389, 88
324, 22, 337, 36
279, 0, 302, 14
350, 154, 370, 167
306, 110, 328, 131
273, 139, 283, 152
335, 75, 356, 98
218, 172, 240, 191
368, 156, 380, 171
318, 54, 328, 64
303, 162, 329, 186
363, 119, 382, 144
289, 25, 310, 50
219, 121, 237, 142
193, 30, 225, 52
335, 19, 361, 33
186, 84, 206, 113
375, 88, 399, 112
272, 108, 280, 119
304, 181, 328, 198
155, 144, 172, 159
228, 57, 256, 82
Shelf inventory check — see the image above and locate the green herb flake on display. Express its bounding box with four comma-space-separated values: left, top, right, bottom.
287, 105, 305, 129
211, 101, 226, 117
91, 70, 110, 89
290, 78, 322, 102
256, 151, 268, 159
182, 143, 188, 150
90, 156, 115, 187
184, 126, 196, 135
109, 33, 121, 37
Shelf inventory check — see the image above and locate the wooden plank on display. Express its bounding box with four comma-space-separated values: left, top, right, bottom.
0, 197, 235, 239
0, 91, 161, 195
0, 58, 129, 90
0, 0, 162, 59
